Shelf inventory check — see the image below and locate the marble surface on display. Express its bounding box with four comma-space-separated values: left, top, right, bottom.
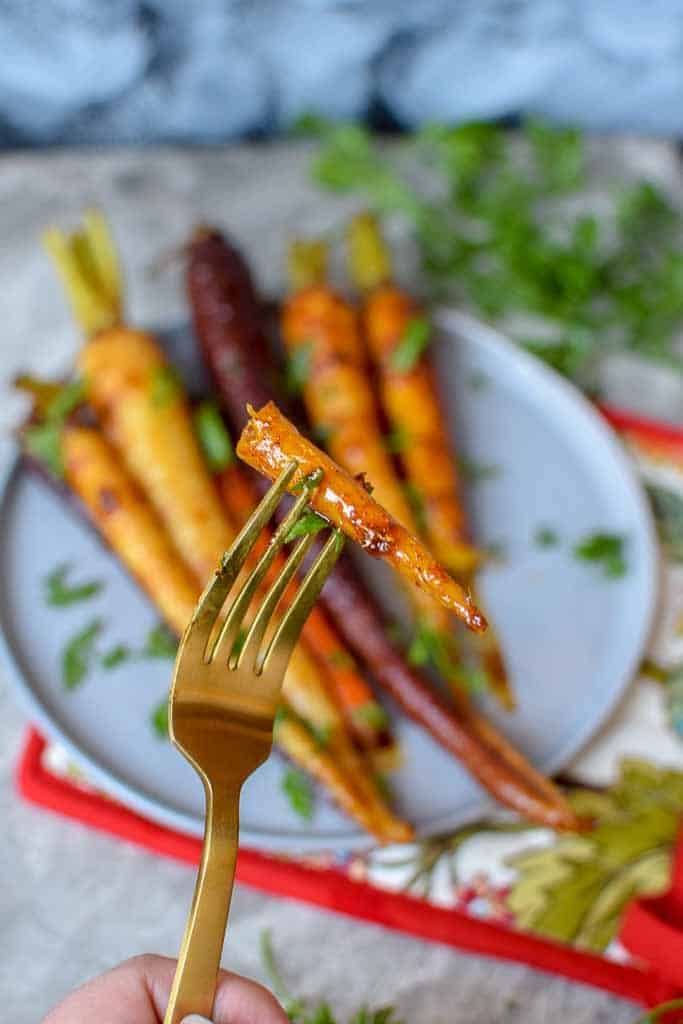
0, 141, 674, 1023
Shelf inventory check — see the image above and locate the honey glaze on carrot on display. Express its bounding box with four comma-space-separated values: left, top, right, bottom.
238, 401, 487, 633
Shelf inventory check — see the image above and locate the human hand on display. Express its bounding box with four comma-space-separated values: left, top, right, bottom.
43, 953, 290, 1024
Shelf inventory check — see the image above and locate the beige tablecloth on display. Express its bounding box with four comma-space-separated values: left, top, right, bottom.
2, 141, 681, 1023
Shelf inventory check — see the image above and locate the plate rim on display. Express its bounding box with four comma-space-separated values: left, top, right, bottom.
0, 310, 660, 851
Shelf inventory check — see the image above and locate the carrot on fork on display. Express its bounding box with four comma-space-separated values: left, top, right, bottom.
348, 212, 515, 710
237, 400, 487, 633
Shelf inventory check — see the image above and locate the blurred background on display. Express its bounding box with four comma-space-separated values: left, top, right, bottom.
2, 0, 683, 148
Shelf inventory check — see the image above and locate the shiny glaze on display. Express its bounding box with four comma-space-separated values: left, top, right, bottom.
237, 401, 487, 633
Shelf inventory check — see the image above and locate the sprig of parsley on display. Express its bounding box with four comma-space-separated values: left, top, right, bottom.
62, 618, 103, 690
194, 400, 235, 471
260, 930, 404, 1024
23, 378, 86, 478
390, 317, 431, 372
44, 563, 103, 606
573, 532, 628, 579
281, 768, 314, 820
286, 510, 329, 542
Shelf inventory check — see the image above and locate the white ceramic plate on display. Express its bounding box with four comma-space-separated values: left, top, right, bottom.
0, 310, 658, 851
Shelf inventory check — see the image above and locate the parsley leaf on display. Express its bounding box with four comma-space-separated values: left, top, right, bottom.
286, 510, 328, 541
383, 426, 410, 453
150, 698, 169, 739
100, 644, 131, 669
44, 563, 103, 606
402, 481, 427, 534
390, 317, 431, 372
458, 457, 501, 482
534, 526, 559, 549
285, 342, 313, 396
353, 701, 389, 730
150, 366, 181, 407
62, 618, 103, 690
194, 400, 235, 471
281, 769, 314, 820
142, 624, 178, 659
23, 377, 87, 478
574, 532, 628, 579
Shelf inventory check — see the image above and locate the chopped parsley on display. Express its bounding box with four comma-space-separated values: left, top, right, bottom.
150, 366, 181, 407
309, 118, 683, 388
458, 457, 501, 482
286, 510, 328, 541
292, 468, 324, 494
194, 400, 235, 471
44, 563, 103, 606
23, 377, 86, 478
353, 701, 389, 730
573, 532, 628, 579
281, 768, 314, 820
534, 526, 560, 549
402, 481, 427, 534
142, 623, 178, 659
62, 618, 103, 690
150, 698, 169, 739
285, 341, 313, 396
383, 425, 410, 454
100, 644, 131, 669
390, 317, 431, 372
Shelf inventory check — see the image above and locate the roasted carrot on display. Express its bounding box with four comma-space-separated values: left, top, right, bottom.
282, 239, 479, 574
348, 212, 514, 710
186, 228, 583, 828
237, 401, 487, 632
62, 425, 200, 635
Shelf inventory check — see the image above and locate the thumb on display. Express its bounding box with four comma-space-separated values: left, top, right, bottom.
182, 970, 289, 1024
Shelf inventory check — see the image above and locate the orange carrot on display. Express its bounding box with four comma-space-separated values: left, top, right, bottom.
348, 212, 514, 709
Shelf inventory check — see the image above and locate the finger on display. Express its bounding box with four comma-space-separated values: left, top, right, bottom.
43, 954, 175, 1024
210, 970, 289, 1024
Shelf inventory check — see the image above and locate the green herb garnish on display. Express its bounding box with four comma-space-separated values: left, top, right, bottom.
142, 624, 178, 659
150, 366, 181, 407
100, 644, 131, 669
285, 341, 313, 396
311, 119, 683, 387
194, 400, 235, 471
23, 377, 86, 478
534, 526, 559, 549
353, 701, 389, 730
62, 617, 103, 690
390, 317, 431, 373
458, 457, 501, 482
286, 510, 328, 542
281, 768, 314, 820
402, 481, 427, 534
150, 698, 169, 739
260, 929, 404, 1024
292, 468, 324, 494
44, 563, 103, 606
383, 426, 410, 454
574, 532, 628, 579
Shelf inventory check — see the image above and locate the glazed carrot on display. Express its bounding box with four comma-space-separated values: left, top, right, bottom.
348, 212, 514, 710
61, 425, 200, 636
237, 401, 486, 632
282, 240, 479, 574
186, 227, 582, 830
208, 434, 393, 756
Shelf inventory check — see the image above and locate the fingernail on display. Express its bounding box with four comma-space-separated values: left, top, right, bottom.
181, 1016, 212, 1023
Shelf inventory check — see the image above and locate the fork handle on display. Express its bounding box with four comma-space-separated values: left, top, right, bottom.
164, 781, 241, 1024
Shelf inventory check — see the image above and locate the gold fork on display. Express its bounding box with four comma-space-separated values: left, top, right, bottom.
164, 461, 344, 1024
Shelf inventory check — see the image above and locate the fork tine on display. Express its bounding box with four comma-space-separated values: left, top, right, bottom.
177, 460, 298, 664
234, 532, 317, 670
260, 528, 345, 681
210, 483, 316, 665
